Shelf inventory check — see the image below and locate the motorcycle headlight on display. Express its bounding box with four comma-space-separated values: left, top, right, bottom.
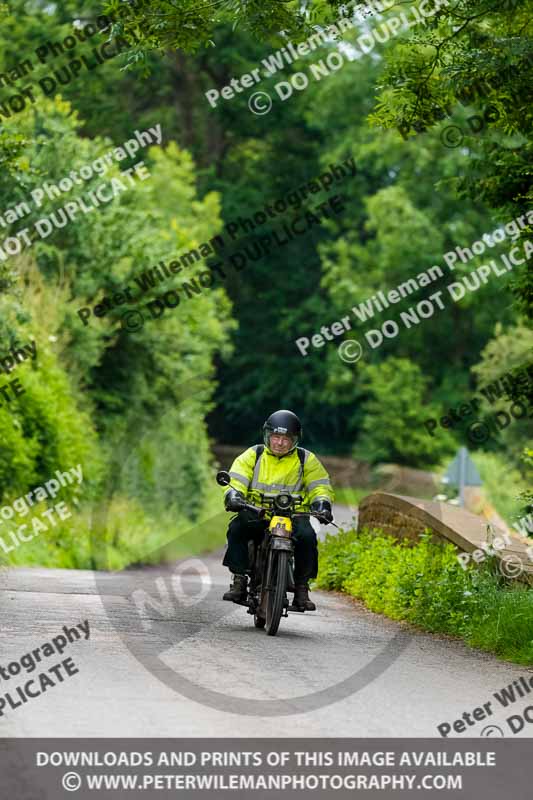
275, 493, 291, 510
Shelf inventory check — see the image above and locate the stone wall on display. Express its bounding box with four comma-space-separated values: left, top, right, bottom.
358, 492, 533, 586
358, 495, 437, 544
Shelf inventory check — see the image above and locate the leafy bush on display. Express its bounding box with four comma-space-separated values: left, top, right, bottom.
472, 450, 531, 529
316, 528, 533, 665
0, 485, 228, 572
354, 358, 457, 467
0, 99, 234, 569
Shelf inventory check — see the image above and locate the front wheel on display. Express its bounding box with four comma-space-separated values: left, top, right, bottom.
265, 550, 289, 636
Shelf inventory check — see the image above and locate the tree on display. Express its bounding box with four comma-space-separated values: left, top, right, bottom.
369, 0, 533, 319
355, 357, 456, 466
470, 323, 533, 466
0, 95, 234, 566
102, 0, 333, 55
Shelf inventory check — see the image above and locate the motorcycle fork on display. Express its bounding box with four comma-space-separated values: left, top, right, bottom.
254, 537, 272, 618
246, 538, 263, 614
287, 557, 295, 589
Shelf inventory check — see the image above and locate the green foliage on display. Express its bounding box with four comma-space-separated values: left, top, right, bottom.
0, 486, 229, 571
472, 451, 531, 529
334, 486, 368, 506
0, 260, 103, 502
369, 0, 533, 318
316, 528, 533, 664
104, 0, 327, 55
518, 448, 533, 521
471, 323, 533, 386
0, 0, 529, 571
0, 94, 234, 568
469, 323, 533, 462
354, 357, 456, 466
302, 48, 518, 459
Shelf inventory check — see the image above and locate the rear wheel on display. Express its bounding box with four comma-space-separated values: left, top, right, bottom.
265, 550, 289, 636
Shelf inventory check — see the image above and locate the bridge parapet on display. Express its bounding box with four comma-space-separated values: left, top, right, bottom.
358, 492, 533, 586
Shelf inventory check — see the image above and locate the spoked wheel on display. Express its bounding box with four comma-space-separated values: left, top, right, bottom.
265, 550, 289, 636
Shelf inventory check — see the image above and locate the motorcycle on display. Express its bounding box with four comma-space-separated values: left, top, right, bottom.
216, 470, 336, 636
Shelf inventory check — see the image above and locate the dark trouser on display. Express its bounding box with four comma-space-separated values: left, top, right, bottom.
222, 511, 318, 583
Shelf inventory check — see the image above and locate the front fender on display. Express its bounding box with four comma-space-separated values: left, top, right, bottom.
270, 537, 294, 551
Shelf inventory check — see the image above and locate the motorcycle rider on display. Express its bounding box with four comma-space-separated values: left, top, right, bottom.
221, 410, 334, 612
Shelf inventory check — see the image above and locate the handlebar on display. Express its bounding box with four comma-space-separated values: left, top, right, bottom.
219, 471, 337, 526
243, 508, 335, 524
234, 503, 334, 524
294, 511, 335, 526
237, 500, 266, 518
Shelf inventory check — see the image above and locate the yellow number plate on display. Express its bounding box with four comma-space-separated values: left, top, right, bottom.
269, 516, 292, 533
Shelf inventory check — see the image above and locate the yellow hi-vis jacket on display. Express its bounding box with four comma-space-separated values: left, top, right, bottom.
225, 445, 334, 510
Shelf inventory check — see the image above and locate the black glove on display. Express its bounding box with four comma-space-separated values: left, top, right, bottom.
224, 488, 245, 512
310, 499, 333, 523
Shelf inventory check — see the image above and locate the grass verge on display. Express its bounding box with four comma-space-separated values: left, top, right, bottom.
315, 527, 533, 665
0, 485, 228, 571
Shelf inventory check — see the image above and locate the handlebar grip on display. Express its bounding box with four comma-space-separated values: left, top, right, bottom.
310, 511, 334, 524
242, 502, 266, 518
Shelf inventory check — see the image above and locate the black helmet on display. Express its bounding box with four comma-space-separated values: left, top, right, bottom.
263, 410, 302, 454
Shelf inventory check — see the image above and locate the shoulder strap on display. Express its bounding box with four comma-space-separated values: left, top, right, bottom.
254, 444, 264, 467
295, 447, 307, 492
251, 444, 265, 489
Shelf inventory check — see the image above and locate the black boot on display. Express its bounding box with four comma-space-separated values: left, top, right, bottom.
223, 573, 248, 602
290, 583, 316, 612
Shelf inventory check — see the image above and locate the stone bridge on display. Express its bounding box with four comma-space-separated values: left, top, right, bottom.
358, 492, 533, 586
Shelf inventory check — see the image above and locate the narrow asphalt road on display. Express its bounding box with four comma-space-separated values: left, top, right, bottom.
0, 504, 531, 738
